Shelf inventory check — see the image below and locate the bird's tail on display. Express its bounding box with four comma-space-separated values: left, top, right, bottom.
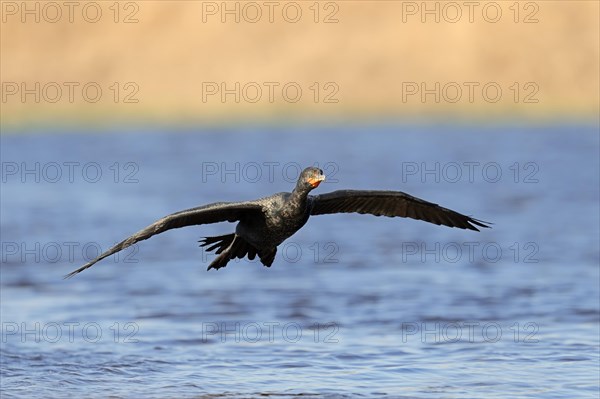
199, 234, 259, 270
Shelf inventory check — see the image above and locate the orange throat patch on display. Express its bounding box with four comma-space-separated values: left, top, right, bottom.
308, 177, 323, 188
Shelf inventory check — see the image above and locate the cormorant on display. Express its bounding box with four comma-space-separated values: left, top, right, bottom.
65, 166, 490, 278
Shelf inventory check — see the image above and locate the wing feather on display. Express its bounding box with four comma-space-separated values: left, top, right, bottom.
310, 190, 490, 231
64, 201, 263, 278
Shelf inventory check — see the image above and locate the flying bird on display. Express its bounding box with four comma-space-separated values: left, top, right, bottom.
65, 166, 490, 278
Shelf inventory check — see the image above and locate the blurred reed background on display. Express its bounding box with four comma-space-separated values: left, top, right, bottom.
1, 0, 598, 130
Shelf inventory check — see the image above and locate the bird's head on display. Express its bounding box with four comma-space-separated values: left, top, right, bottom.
297, 166, 326, 191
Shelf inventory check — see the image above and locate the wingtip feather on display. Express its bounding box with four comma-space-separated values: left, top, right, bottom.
63, 261, 94, 279
468, 217, 493, 230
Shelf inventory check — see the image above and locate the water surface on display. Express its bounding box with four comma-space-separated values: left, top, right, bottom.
1, 124, 599, 398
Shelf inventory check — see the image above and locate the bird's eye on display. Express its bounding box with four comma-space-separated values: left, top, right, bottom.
318, 168, 323, 175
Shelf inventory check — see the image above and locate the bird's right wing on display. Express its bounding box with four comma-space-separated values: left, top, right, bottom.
64, 201, 264, 278
310, 190, 490, 231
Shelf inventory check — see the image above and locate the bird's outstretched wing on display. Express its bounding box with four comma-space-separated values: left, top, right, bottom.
64, 202, 264, 278
310, 190, 490, 231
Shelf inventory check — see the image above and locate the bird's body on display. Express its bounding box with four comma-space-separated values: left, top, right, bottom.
238, 191, 310, 248
65, 167, 490, 278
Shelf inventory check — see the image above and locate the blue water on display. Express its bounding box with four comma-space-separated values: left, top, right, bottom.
1, 124, 599, 398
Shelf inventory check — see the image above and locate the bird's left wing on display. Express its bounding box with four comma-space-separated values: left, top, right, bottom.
64, 201, 264, 278
310, 190, 490, 231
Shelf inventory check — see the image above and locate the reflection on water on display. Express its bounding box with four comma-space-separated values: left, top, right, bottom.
1, 125, 599, 398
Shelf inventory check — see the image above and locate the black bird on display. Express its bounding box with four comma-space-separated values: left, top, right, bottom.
65, 166, 490, 278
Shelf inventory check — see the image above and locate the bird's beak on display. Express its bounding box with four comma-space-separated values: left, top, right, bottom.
308, 174, 326, 188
